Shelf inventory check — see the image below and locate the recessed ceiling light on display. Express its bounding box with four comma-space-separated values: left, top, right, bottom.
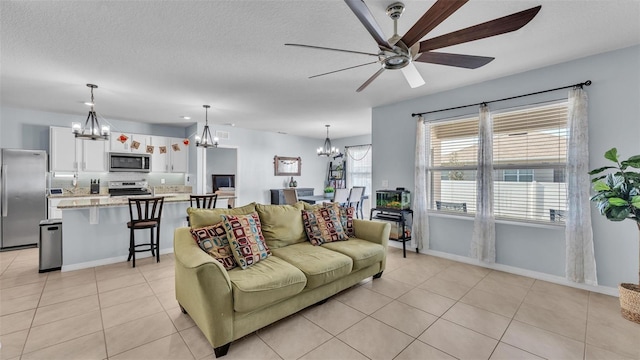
181, 116, 191, 120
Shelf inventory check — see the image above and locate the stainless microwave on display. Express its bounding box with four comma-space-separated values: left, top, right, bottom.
109, 152, 151, 172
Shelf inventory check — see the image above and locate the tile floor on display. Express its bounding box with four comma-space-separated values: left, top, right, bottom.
1, 246, 638, 360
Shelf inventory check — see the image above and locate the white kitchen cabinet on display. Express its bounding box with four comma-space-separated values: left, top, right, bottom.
130, 133, 150, 154
80, 139, 109, 172
168, 137, 188, 173
150, 136, 169, 172
110, 134, 131, 152
50, 126, 77, 172
50, 126, 109, 172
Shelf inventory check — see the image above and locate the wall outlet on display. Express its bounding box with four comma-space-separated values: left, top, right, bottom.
382, 180, 389, 188
160, 178, 165, 184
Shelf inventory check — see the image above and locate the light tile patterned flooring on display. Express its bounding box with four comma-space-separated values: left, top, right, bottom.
1, 246, 638, 360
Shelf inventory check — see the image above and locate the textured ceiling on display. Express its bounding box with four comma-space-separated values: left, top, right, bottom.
1, 1, 639, 139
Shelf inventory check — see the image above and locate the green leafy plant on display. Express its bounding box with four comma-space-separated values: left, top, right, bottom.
589, 147, 640, 285
324, 186, 335, 193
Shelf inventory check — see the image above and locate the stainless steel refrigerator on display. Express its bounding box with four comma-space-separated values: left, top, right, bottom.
1, 149, 47, 249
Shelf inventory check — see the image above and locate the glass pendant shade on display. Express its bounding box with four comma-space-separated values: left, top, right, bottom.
73, 84, 110, 140
317, 125, 339, 157
195, 105, 219, 148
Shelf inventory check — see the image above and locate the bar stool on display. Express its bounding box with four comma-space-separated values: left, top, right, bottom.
127, 197, 164, 267
186, 194, 218, 225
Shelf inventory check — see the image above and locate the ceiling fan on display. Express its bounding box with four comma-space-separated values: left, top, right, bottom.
285, 0, 541, 92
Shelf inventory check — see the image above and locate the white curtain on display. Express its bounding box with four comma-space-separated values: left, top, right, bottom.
565, 88, 597, 285
470, 104, 496, 262
412, 116, 429, 251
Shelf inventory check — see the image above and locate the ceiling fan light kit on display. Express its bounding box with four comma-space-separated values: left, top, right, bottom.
286, 0, 541, 92
195, 105, 219, 148
72, 84, 110, 141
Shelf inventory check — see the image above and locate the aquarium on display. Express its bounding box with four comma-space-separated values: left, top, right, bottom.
376, 190, 411, 210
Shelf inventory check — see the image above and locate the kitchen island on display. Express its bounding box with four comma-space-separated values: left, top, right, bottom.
58, 195, 234, 271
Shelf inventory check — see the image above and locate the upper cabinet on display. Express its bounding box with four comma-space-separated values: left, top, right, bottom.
50, 127, 77, 172
168, 138, 188, 173
52, 127, 187, 173
50, 126, 109, 172
150, 136, 168, 172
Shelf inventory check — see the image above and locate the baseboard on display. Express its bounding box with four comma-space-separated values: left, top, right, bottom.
61, 247, 174, 272
387, 242, 618, 297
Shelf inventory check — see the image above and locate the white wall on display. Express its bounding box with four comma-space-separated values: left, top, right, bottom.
372, 45, 640, 288
192, 124, 330, 206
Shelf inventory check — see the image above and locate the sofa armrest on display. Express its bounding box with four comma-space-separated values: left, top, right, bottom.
173, 227, 234, 348
353, 219, 390, 248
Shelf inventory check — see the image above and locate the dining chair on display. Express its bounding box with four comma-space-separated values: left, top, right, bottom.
351, 186, 366, 219
332, 188, 350, 207
347, 186, 365, 218
283, 188, 298, 205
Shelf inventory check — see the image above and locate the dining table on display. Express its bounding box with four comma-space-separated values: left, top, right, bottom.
297, 195, 332, 204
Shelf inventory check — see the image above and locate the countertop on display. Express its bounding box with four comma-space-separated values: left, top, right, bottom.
57, 195, 236, 209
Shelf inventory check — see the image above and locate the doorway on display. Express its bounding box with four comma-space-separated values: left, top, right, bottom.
206, 146, 238, 208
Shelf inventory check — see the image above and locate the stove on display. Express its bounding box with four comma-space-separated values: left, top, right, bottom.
108, 180, 152, 197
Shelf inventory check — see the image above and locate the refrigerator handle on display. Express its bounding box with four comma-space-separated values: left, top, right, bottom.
2, 165, 7, 217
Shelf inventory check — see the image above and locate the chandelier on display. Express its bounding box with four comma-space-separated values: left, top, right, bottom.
317, 125, 340, 157
72, 84, 110, 140
195, 105, 219, 148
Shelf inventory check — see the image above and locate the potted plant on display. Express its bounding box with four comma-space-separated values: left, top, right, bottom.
324, 186, 335, 199
589, 147, 640, 324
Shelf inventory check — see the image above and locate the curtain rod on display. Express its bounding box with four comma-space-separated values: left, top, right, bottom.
411, 80, 591, 117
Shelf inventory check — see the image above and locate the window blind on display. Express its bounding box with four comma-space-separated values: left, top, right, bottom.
427, 101, 568, 223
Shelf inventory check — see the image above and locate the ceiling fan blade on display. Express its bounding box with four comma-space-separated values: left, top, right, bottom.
419, 6, 542, 53
344, 0, 392, 51
401, 63, 426, 88
285, 43, 379, 57
309, 61, 379, 79
400, 0, 468, 48
415, 52, 494, 69
356, 68, 385, 92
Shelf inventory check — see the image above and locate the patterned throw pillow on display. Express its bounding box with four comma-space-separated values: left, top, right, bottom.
322, 202, 355, 237
190, 223, 237, 270
302, 207, 348, 246
221, 212, 271, 269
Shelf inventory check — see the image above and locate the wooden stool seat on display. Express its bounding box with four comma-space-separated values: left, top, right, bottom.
127, 197, 164, 268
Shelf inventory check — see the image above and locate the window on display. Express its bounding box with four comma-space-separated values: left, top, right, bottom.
427, 101, 568, 223
346, 145, 372, 195
503, 169, 534, 182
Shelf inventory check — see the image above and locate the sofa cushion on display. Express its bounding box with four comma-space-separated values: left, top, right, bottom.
302, 207, 348, 246
228, 256, 307, 313
221, 212, 271, 269
322, 239, 385, 271
255, 203, 306, 249
303, 202, 355, 237
271, 243, 353, 289
190, 223, 237, 270
188, 202, 257, 228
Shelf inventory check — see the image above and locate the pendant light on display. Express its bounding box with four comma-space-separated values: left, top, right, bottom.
195, 105, 219, 148
317, 124, 340, 157
72, 84, 110, 140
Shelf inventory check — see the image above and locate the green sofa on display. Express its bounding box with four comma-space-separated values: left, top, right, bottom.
174, 202, 391, 357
